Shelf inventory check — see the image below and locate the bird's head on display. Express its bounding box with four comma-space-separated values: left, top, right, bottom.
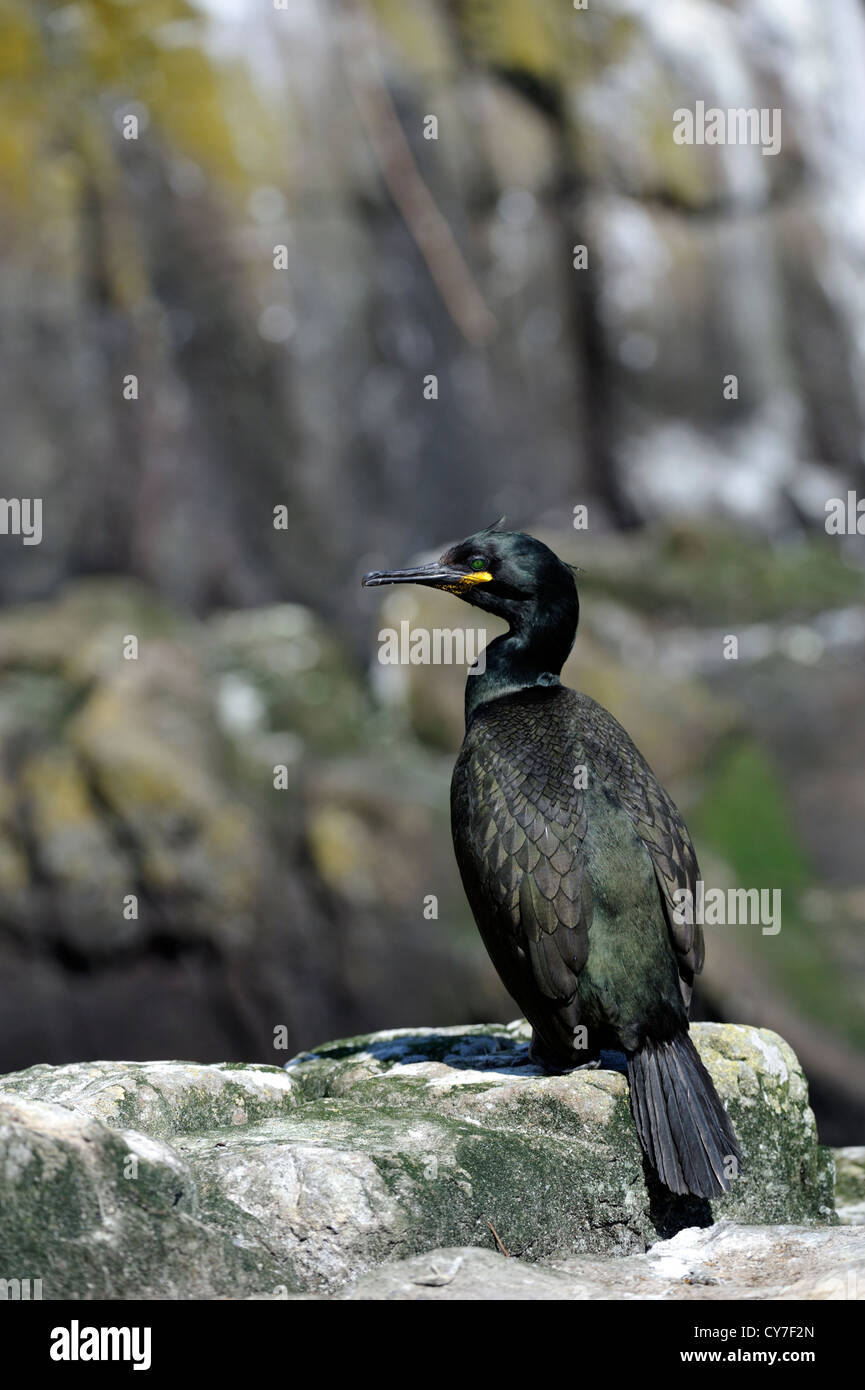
362, 524, 578, 632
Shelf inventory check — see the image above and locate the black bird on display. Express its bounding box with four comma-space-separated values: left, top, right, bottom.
362, 525, 742, 1198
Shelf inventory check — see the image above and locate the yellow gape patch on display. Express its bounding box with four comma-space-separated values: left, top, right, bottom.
442, 571, 493, 595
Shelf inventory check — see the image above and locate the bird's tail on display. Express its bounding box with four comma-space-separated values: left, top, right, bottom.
626, 1031, 742, 1198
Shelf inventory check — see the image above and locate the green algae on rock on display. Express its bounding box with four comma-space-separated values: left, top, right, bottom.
0, 1022, 836, 1299
286, 1021, 835, 1231
833, 1147, 865, 1225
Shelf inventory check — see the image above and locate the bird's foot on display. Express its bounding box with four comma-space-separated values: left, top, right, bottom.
528, 1035, 602, 1074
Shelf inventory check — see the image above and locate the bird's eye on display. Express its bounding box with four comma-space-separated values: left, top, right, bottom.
470, 556, 487, 571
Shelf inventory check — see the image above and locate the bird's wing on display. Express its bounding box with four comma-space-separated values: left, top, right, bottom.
575, 694, 704, 1003
451, 692, 592, 1027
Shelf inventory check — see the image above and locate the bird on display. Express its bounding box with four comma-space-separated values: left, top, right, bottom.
362, 523, 742, 1199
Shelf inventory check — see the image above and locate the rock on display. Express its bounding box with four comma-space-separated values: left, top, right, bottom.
284, 1021, 835, 1235
0, 1022, 839, 1299
8, 0, 865, 619
0, 1059, 298, 1139
338, 1223, 865, 1301
834, 1147, 865, 1226
0, 1092, 288, 1300
341, 1246, 579, 1301
0, 580, 507, 1072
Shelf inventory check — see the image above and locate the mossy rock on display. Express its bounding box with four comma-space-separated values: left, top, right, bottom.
833, 1147, 865, 1225
286, 1021, 836, 1234
0, 1023, 836, 1298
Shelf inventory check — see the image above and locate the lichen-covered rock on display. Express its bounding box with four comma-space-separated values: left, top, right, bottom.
0, 1060, 298, 1140
0, 1092, 288, 1300
286, 1021, 836, 1237
834, 1147, 865, 1226
0, 1022, 838, 1299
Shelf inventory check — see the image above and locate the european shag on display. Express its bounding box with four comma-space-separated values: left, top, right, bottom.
362, 526, 742, 1198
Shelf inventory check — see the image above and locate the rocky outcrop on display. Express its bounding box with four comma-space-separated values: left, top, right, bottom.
0, 1023, 840, 1299
4, 0, 865, 622
0, 583, 505, 1072
337, 1224, 865, 1301
835, 1148, 865, 1226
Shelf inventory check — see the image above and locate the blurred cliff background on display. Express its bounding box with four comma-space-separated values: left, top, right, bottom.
0, 0, 864, 1142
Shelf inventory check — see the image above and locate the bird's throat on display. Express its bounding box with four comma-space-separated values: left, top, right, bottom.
465, 602, 578, 725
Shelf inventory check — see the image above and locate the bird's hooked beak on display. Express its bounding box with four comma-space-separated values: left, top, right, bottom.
361, 561, 492, 595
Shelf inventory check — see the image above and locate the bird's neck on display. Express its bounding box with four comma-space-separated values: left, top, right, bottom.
464, 599, 578, 725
